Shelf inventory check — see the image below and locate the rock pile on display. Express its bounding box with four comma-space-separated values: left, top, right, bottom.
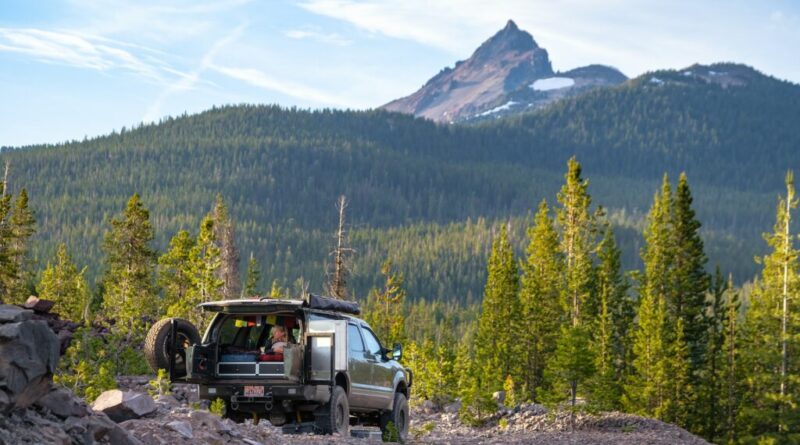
0, 304, 142, 444
410, 400, 711, 445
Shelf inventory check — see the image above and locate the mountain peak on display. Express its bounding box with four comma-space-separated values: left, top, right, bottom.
473, 19, 539, 60
381, 20, 627, 123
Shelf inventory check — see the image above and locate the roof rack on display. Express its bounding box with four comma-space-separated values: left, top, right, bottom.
305, 294, 361, 315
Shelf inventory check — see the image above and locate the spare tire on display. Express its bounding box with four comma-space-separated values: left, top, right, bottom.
144, 318, 201, 378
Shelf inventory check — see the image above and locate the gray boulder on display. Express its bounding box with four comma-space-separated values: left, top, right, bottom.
166, 419, 194, 439
92, 390, 156, 423
0, 314, 60, 412
35, 387, 88, 419
0, 304, 33, 323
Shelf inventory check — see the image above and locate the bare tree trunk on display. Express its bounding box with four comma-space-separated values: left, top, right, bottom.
779, 173, 793, 431
328, 196, 353, 299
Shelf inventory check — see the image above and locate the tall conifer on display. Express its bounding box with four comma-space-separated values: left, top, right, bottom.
475, 224, 521, 392
101, 193, 158, 337
739, 171, 800, 441
625, 178, 672, 416
39, 243, 90, 322
519, 200, 563, 401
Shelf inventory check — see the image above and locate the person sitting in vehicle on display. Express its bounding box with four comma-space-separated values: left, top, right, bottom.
263, 325, 288, 353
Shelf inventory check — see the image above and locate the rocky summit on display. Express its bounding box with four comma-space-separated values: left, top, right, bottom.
381, 20, 627, 123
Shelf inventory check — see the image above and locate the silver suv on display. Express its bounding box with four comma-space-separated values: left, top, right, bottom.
144, 294, 411, 441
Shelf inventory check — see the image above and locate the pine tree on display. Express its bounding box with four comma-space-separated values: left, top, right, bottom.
698, 267, 727, 441
591, 226, 631, 410
556, 157, 596, 326
475, 224, 522, 393
663, 318, 693, 426
739, 171, 800, 441
519, 200, 564, 402
184, 215, 223, 327
0, 183, 15, 302
158, 230, 195, 317
243, 252, 261, 297
38, 243, 90, 322
7, 188, 36, 302
670, 173, 710, 372
625, 178, 672, 417
547, 324, 595, 427
364, 260, 406, 347
212, 195, 241, 300
101, 193, 158, 338
720, 275, 741, 444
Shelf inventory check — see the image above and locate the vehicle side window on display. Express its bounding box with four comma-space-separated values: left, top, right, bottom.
348, 324, 364, 354
361, 327, 382, 356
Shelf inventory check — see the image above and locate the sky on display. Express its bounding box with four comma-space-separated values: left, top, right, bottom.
1, 0, 797, 147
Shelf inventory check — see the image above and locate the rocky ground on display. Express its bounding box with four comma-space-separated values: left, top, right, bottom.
0, 300, 709, 445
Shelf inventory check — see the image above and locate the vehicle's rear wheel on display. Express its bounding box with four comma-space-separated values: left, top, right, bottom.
315, 385, 349, 435
380, 392, 409, 443
144, 318, 201, 378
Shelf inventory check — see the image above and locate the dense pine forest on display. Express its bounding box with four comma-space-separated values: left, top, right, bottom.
3, 155, 799, 443
2, 63, 799, 300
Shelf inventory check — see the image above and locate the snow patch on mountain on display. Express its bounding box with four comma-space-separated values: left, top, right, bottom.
478, 101, 518, 117
531, 77, 575, 91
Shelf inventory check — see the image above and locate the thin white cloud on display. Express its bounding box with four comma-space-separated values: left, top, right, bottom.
0, 27, 184, 83
212, 64, 357, 107
143, 25, 246, 122
285, 28, 352, 46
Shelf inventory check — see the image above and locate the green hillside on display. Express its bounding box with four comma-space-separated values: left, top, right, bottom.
3, 63, 798, 299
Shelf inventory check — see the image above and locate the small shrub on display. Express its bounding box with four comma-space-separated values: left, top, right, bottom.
498, 417, 509, 430
148, 369, 172, 396
209, 398, 226, 417
411, 421, 435, 440
382, 420, 400, 442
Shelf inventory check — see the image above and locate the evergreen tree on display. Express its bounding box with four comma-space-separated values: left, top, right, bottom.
38, 243, 90, 322
101, 193, 158, 338
158, 230, 195, 316
739, 171, 800, 442
698, 267, 727, 441
8, 188, 36, 302
625, 178, 672, 417
363, 260, 406, 347
670, 173, 710, 372
0, 183, 14, 302
475, 224, 522, 393
547, 324, 595, 426
212, 195, 241, 300
243, 252, 261, 297
591, 226, 631, 410
519, 200, 564, 402
720, 275, 741, 444
556, 157, 596, 326
184, 215, 223, 327
663, 318, 693, 426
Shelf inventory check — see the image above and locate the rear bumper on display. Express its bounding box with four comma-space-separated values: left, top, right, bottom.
199, 382, 329, 404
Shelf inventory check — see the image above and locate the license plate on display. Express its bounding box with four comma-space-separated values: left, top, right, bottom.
244, 385, 264, 397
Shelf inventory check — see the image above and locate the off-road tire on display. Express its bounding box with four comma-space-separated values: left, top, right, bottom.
380, 392, 409, 443
315, 385, 349, 435
144, 318, 200, 377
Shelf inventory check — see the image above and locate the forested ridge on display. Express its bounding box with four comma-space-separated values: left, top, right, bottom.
1, 62, 798, 299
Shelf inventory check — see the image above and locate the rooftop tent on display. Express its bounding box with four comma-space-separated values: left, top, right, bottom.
305, 294, 361, 315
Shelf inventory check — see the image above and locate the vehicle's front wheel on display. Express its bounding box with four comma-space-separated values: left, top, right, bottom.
315, 385, 349, 435
380, 392, 409, 443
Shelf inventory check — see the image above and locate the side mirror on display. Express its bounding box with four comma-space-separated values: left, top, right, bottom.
391, 343, 403, 361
